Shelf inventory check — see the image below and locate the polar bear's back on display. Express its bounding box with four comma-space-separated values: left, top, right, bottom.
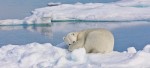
84, 29, 114, 53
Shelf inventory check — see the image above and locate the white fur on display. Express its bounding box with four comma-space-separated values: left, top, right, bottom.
63, 32, 78, 46
63, 28, 114, 53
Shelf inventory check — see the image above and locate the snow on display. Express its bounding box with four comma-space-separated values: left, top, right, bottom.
0, 42, 150, 68
0, 0, 150, 25
70, 48, 86, 63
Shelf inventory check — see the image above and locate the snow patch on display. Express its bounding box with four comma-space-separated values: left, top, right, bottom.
71, 48, 86, 63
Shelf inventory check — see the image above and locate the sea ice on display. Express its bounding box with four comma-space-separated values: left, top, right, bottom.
0, 0, 150, 25
0, 43, 150, 68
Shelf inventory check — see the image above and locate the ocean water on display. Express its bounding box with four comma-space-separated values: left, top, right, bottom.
0, 22, 150, 52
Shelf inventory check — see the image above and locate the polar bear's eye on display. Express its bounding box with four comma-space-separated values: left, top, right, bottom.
73, 41, 75, 43
69, 44, 71, 46
72, 33, 74, 35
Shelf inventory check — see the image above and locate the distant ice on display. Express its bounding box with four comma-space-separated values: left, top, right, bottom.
26, 0, 150, 21
0, 19, 23, 25
0, 0, 150, 25
0, 42, 150, 68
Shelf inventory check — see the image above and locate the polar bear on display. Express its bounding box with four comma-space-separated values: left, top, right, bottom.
63, 28, 114, 53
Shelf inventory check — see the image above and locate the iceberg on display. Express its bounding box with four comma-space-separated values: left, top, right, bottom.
0, 42, 150, 68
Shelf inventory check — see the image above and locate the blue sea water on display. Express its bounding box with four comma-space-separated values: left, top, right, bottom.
0, 22, 150, 52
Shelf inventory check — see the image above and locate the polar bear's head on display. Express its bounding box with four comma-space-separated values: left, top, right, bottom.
63, 32, 78, 46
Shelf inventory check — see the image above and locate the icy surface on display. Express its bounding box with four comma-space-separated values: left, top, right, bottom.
26, 0, 150, 21
0, 43, 150, 68
0, 0, 150, 25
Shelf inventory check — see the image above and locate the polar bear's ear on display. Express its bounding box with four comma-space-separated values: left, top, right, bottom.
72, 33, 75, 36
63, 37, 65, 40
